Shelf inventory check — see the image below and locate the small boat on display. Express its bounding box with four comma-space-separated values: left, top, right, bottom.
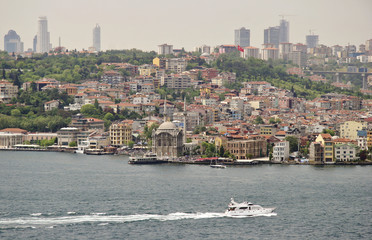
225, 198, 275, 216
76, 141, 90, 154
210, 164, 226, 169
128, 152, 168, 164
210, 158, 226, 168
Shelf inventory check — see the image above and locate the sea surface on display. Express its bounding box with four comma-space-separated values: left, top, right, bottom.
0, 151, 371, 240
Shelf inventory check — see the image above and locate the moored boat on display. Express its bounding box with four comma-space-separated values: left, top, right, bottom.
128, 152, 168, 164
225, 198, 275, 216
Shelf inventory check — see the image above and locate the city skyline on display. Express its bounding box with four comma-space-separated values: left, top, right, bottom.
0, 0, 371, 52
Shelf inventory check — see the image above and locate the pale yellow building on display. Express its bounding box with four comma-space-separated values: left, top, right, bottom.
339, 121, 367, 140
315, 133, 334, 163
109, 120, 133, 147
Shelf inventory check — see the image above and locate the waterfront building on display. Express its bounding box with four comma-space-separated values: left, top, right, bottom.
234, 27, 250, 47
306, 35, 319, 49
272, 140, 289, 162
25, 133, 57, 143
334, 143, 358, 162
0, 80, 18, 103
109, 120, 133, 147
57, 127, 79, 146
309, 142, 324, 163
339, 121, 367, 140
36, 16, 51, 53
152, 120, 184, 158
279, 19, 289, 43
0, 128, 27, 148
225, 136, 267, 160
93, 24, 101, 52
315, 133, 334, 163
158, 44, 173, 55
356, 130, 367, 150
4, 30, 24, 53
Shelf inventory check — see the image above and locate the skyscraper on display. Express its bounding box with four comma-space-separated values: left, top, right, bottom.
93, 24, 101, 52
306, 35, 319, 49
4, 30, 24, 53
264, 26, 280, 47
234, 27, 250, 47
36, 16, 51, 53
279, 19, 289, 43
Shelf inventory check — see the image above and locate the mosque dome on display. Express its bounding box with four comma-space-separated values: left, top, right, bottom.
158, 121, 177, 130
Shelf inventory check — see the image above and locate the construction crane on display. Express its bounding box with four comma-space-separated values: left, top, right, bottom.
309, 29, 316, 35
279, 14, 296, 20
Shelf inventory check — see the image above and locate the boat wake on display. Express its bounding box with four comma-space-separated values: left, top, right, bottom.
0, 211, 276, 229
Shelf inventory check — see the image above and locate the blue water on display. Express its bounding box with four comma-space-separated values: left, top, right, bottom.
0, 151, 371, 239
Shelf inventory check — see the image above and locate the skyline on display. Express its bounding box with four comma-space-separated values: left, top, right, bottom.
1, 0, 372, 52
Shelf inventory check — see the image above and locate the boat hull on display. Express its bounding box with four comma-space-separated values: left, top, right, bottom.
225, 208, 276, 216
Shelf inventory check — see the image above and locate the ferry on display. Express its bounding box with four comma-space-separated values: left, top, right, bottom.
225, 198, 276, 216
128, 152, 168, 164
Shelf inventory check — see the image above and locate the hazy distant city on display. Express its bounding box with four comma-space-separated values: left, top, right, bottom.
1, 1, 372, 239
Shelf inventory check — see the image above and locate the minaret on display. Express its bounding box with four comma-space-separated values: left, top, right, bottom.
183, 96, 187, 144
163, 96, 167, 122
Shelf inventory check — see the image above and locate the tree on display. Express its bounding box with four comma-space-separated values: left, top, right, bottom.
104, 112, 114, 121
285, 136, 299, 153
128, 140, 134, 149
254, 116, 264, 124
80, 104, 99, 116
69, 141, 77, 147
10, 109, 21, 117
94, 99, 99, 109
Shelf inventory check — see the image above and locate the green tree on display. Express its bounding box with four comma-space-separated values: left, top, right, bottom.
10, 109, 21, 117
254, 116, 264, 124
128, 140, 134, 149
80, 104, 99, 116
69, 141, 77, 147
104, 112, 114, 121
285, 136, 299, 153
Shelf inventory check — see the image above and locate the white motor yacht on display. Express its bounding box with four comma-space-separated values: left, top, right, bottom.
225, 198, 275, 216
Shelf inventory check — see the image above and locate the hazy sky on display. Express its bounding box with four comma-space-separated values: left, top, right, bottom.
1, 0, 372, 52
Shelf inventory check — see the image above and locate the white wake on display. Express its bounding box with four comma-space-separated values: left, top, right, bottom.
0, 212, 276, 228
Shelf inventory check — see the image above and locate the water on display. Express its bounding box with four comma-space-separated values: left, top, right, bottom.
0, 151, 371, 239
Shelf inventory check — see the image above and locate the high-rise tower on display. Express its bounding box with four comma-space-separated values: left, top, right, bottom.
4, 30, 24, 53
306, 35, 319, 49
264, 26, 280, 47
234, 27, 250, 47
36, 16, 51, 53
279, 19, 289, 43
93, 24, 101, 52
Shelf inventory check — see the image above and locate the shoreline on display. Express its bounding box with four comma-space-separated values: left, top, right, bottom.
1, 148, 372, 166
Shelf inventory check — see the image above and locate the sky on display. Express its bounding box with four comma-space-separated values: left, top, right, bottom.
1, 0, 372, 52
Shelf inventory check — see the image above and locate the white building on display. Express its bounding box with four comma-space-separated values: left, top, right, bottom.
261, 48, 279, 61
165, 58, 187, 73
161, 74, 191, 89
334, 143, 358, 162
272, 141, 289, 162
158, 44, 173, 55
279, 43, 292, 60
36, 16, 51, 53
93, 24, 101, 52
243, 46, 259, 59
